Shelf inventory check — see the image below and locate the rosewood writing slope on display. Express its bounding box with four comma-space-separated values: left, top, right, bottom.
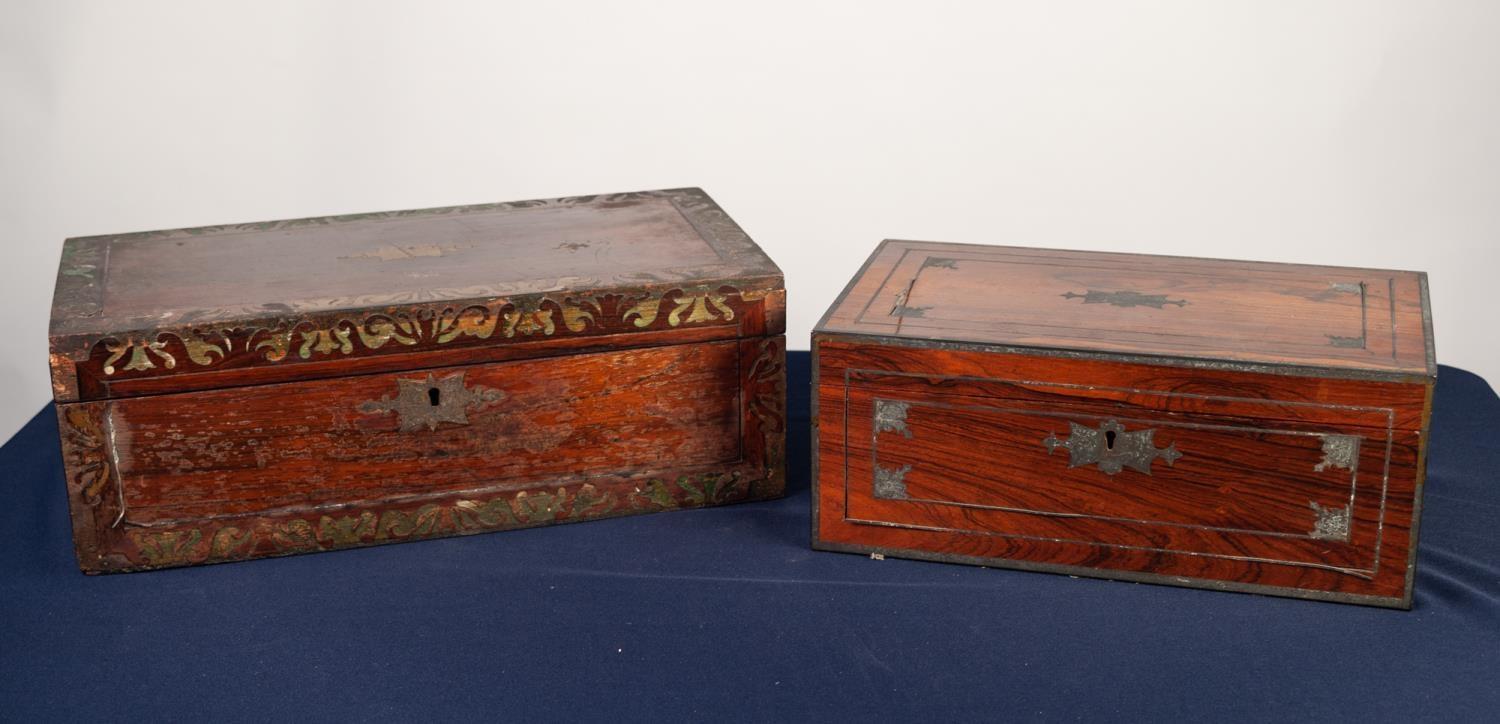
50, 188, 786, 572
813, 241, 1435, 608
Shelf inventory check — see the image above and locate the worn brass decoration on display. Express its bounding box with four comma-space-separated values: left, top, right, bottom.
624, 288, 738, 328
357, 313, 422, 348
59, 406, 112, 506
434, 305, 496, 343
1061, 290, 1187, 309
502, 298, 556, 337
248, 326, 293, 362
628, 472, 750, 511
559, 297, 601, 332
873, 464, 912, 500
300, 326, 354, 358
114, 470, 773, 569
874, 400, 912, 438
92, 285, 765, 376
340, 243, 469, 262
180, 331, 231, 365
102, 336, 176, 374
667, 289, 734, 326
358, 371, 504, 432
1043, 420, 1182, 475
622, 294, 661, 328
434, 305, 497, 343
1309, 502, 1352, 542
1315, 434, 1361, 472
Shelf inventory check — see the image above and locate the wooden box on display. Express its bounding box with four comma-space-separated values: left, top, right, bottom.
813, 241, 1434, 607
49, 188, 786, 572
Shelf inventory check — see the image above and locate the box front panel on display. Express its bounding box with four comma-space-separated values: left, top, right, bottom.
59, 337, 785, 572
814, 338, 1426, 606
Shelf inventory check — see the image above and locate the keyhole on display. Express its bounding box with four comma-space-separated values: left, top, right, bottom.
1105, 429, 1117, 450
428, 387, 441, 407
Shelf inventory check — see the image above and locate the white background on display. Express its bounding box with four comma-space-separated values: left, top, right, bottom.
3, 0, 1497, 443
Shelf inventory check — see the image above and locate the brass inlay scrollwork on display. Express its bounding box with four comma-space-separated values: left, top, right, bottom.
434, 305, 498, 343
60, 406, 112, 506
93, 285, 768, 375
357, 314, 421, 348
180, 332, 231, 366
300, 326, 354, 358
667, 290, 735, 326
502, 298, 556, 337
559, 296, 601, 332
102, 336, 176, 374
115, 469, 771, 569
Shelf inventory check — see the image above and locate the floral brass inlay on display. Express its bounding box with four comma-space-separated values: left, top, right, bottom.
434, 305, 497, 343
667, 290, 735, 326
503, 298, 556, 337
91, 286, 768, 377
59, 406, 112, 506
102, 336, 175, 374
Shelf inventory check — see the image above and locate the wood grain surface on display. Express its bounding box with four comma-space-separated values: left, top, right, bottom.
48, 188, 785, 402
818, 241, 1433, 377
61, 337, 786, 572
813, 334, 1429, 608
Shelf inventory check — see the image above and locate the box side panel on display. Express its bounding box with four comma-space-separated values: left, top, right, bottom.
813, 335, 1425, 606
61, 337, 785, 572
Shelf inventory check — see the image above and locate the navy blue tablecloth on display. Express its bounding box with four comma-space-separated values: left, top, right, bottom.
3, 353, 1497, 721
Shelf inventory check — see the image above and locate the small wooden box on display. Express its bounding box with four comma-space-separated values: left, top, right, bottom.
813, 241, 1434, 607
50, 188, 785, 572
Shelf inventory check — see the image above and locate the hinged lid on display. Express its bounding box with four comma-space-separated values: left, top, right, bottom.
817, 241, 1434, 382
50, 188, 783, 401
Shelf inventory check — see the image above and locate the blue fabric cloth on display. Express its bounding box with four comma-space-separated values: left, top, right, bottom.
2, 353, 1497, 721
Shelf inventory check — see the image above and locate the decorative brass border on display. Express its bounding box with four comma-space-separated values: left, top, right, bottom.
85, 286, 772, 379
117, 472, 764, 570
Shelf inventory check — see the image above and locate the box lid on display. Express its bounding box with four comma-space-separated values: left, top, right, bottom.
50, 188, 783, 401
816, 241, 1434, 382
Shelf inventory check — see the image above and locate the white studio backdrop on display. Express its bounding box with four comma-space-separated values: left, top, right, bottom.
3, 0, 1497, 444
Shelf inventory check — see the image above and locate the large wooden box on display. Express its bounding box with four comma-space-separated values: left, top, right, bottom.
49, 188, 786, 572
813, 241, 1434, 608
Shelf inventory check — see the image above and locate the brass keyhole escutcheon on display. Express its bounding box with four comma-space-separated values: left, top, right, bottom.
359, 372, 503, 432
1042, 419, 1182, 476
